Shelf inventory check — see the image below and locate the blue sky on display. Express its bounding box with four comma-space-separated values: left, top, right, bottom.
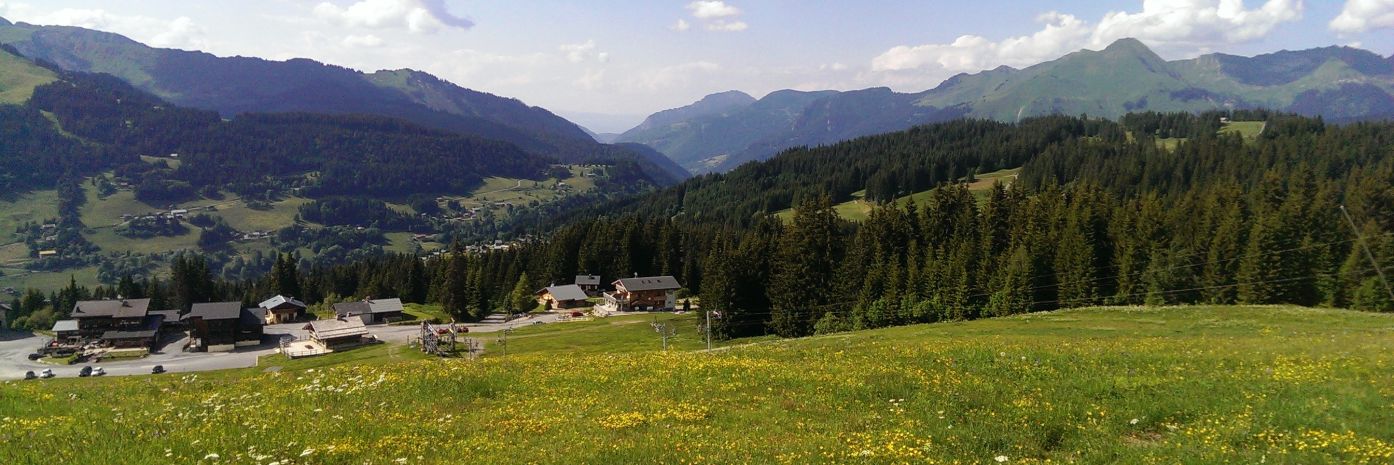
1, 1, 1391, 131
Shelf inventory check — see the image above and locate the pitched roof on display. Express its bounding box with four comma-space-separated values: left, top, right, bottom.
539, 284, 589, 302
259, 295, 307, 310
184, 302, 243, 321
51, 320, 79, 332
304, 318, 368, 339
72, 299, 152, 319
240, 308, 266, 328
334, 298, 404, 316
613, 276, 682, 292
575, 275, 601, 286
0, 302, 11, 312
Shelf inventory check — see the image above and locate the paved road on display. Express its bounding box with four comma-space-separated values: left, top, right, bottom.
0, 312, 567, 380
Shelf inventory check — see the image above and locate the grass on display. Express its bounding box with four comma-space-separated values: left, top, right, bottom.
497, 312, 757, 356
777, 168, 1021, 223
3, 305, 1393, 463
0, 189, 59, 244
402, 303, 453, 323
0, 266, 100, 293
1221, 121, 1266, 141
0, 47, 57, 104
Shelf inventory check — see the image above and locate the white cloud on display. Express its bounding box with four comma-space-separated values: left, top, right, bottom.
687, 1, 741, 19
342, 34, 385, 48
873, 0, 1303, 77
559, 40, 609, 64
630, 61, 721, 91
313, 0, 472, 34
1331, 0, 1394, 34
680, 1, 747, 32
0, 4, 208, 50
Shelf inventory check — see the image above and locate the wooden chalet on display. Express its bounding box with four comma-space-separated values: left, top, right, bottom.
304, 317, 370, 349
333, 298, 405, 325
575, 274, 602, 296
182, 302, 265, 352
536, 284, 590, 310
259, 295, 308, 324
51, 319, 81, 344
605, 276, 682, 311
71, 298, 153, 338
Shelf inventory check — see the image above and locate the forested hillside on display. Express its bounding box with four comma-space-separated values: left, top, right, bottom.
11, 112, 1390, 338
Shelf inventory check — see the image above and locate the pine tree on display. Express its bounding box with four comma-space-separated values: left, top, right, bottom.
509, 272, 534, 315
441, 242, 473, 320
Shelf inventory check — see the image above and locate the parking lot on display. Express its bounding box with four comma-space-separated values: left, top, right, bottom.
0, 312, 565, 380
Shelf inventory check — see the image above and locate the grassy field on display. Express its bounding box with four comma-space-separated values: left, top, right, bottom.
0, 265, 100, 292
0, 47, 57, 104
778, 168, 1021, 222
439, 166, 600, 214
1221, 121, 1266, 141
3, 305, 1393, 464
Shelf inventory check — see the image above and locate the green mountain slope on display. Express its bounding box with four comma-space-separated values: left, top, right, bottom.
0, 18, 687, 184
0, 45, 55, 104
624, 39, 1394, 174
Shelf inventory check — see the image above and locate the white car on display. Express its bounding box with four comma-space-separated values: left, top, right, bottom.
40, 369, 54, 379
92, 367, 106, 376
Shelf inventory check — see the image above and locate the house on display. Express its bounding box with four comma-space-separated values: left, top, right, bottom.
333, 298, 405, 325
51, 320, 80, 344
304, 317, 370, 349
259, 295, 308, 324
605, 276, 682, 312
38, 250, 57, 258
182, 302, 264, 352
536, 284, 590, 310
575, 275, 602, 296
101, 329, 159, 349
0, 302, 9, 328
71, 298, 153, 338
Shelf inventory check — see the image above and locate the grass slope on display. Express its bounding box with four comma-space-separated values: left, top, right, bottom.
777, 168, 1021, 223
0, 47, 56, 104
3, 305, 1392, 464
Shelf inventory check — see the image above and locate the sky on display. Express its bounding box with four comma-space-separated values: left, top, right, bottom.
1, 1, 1392, 132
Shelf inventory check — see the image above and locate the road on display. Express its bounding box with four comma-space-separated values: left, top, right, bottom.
0, 312, 565, 380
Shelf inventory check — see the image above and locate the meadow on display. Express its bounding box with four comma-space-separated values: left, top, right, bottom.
2, 305, 1392, 464
777, 168, 1021, 222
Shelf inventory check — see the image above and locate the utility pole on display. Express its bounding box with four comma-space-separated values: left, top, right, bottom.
705, 308, 712, 351
1340, 205, 1394, 303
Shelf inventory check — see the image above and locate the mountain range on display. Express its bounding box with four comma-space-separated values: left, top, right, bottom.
0, 18, 688, 183
619, 38, 1394, 173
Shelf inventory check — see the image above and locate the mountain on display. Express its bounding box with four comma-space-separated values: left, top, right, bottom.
0, 18, 686, 184
624, 38, 1394, 174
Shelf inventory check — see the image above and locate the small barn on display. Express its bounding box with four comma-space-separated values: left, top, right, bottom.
51, 320, 81, 344
304, 318, 370, 349
333, 298, 405, 325
575, 274, 602, 296
536, 284, 590, 310
259, 295, 308, 324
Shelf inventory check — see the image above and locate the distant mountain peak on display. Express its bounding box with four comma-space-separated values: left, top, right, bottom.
0, 17, 11, 27
1103, 37, 1150, 53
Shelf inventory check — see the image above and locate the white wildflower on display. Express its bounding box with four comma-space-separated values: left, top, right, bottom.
995, 455, 1008, 463
203, 453, 220, 460
1130, 418, 1139, 425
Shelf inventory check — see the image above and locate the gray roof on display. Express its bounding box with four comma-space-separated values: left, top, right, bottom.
0, 302, 11, 312
241, 308, 266, 328
575, 275, 601, 286
539, 284, 589, 302
259, 295, 307, 310
185, 302, 243, 321
73, 299, 152, 319
334, 298, 404, 316
304, 318, 368, 339
614, 276, 682, 292
52, 320, 79, 332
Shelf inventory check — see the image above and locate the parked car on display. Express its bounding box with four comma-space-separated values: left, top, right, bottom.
23, 371, 36, 380
151, 365, 165, 374
92, 367, 106, 376
570, 311, 585, 317
27, 353, 42, 361
40, 369, 54, 379
78, 366, 93, 377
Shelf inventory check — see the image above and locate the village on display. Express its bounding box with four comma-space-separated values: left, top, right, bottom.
0, 273, 687, 380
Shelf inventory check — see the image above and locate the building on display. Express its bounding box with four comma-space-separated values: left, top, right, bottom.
536, 284, 590, 310
259, 295, 308, 324
575, 275, 602, 296
182, 302, 265, 352
71, 299, 154, 338
333, 298, 405, 325
0, 301, 9, 328
606, 276, 682, 312
304, 317, 370, 349
51, 320, 80, 344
